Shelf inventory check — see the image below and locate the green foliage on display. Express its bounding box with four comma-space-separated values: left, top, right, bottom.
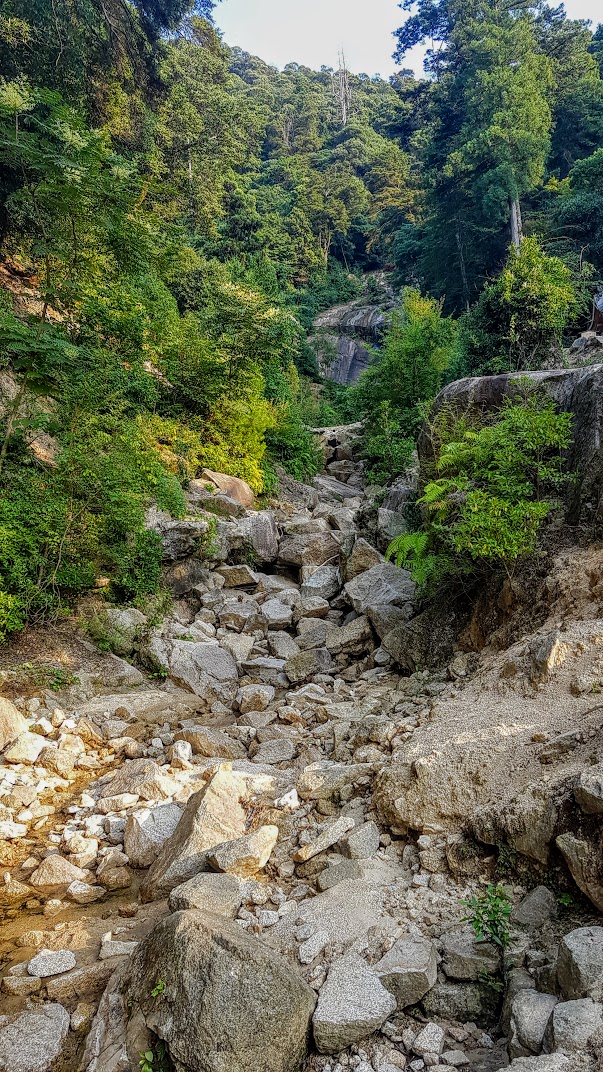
461, 883, 513, 950
151, 979, 166, 998
459, 237, 583, 375
139, 1039, 170, 1072
388, 395, 572, 589
351, 289, 457, 484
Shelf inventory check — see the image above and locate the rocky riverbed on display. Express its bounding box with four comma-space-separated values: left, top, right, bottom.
0, 424, 602, 1072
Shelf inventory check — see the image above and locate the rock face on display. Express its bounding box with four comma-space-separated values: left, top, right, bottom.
312, 298, 391, 385
124, 910, 316, 1072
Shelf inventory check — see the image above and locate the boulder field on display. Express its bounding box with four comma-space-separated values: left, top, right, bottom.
0, 422, 602, 1072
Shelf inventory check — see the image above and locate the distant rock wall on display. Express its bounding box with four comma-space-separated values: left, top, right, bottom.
311, 301, 392, 386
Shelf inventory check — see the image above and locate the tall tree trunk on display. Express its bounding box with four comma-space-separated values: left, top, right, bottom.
510, 195, 523, 250
455, 220, 470, 312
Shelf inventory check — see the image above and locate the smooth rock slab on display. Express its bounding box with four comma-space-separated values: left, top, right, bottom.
0, 1003, 70, 1072
313, 953, 396, 1054
375, 935, 438, 1010
28, 949, 76, 978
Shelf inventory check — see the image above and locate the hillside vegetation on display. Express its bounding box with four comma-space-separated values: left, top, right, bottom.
0, 0, 602, 639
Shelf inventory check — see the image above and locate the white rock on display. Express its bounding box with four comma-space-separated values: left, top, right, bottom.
27, 949, 76, 978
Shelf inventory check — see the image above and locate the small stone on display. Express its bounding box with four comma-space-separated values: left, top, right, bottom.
341, 821, 380, 859
413, 1023, 445, 1057
293, 816, 355, 863
28, 949, 77, 978
99, 932, 138, 959
66, 881, 105, 905
299, 931, 329, 965
70, 1002, 95, 1033
441, 1052, 469, 1067
375, 936, 438, 1010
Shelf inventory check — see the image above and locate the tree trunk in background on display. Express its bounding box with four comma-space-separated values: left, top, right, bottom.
510, 196, 523, 250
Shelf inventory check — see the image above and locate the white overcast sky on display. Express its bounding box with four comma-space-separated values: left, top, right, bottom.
215, 0, 602, 78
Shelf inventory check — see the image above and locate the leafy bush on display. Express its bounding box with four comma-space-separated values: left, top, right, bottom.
351, 288, 457, 484
387, 394, 573, 587
459, 238, 582, 375
462, 883, 513, 950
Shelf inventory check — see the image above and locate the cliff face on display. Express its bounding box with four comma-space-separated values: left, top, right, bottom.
311, 300, 392, 385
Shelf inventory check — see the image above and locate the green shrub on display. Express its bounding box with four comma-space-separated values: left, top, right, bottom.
388, 394, 573, 587
462, 883, 513, 950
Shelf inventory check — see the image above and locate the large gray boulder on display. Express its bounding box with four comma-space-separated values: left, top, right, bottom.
145, 638, 239, 704
313, 954, 396, 1054
344, 562, 414, 615
509, 990, 558, 1058
574, 764, 603, 814
88, 909, 316, 1072
547, 998, 603, 1052
141, 765, 248, 900
0, 1003, 70, 1072
557, 928, 603, 1001
124, 803, 183, 868
440, 926, 501, 981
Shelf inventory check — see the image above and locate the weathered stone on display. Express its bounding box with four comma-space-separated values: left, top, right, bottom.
421, 980, 500, 1025
252, 737, 297, 764
260, 598, 295, 629
340, 821, 380, 859
100, 758, 174, 802
413, 1022, 445, 1057
66, 881, 105, 905
278, 532, 341, 569
0, 1003, 70, 1072
91, 607, 147, 655
345, 538, 383, 581
375, 935, 438, 1010
293, 816, 355, 863
236, 510, 280, 563
45, 958, 124, 1002
147, 634, 240, 699
472, 786, 557, 865
317, 859, 363, 890
124, 804, 183, 868
557, 928, 603, 1001
208, 825, 278, 877
28, 949, 77, 978
215, 563, 258, 587
236, 684, 275, 713
313, 953, 396, 1054
441, 926, 501, 981
3, 731, 46, 765
30, 856, 87, 891
175, 725, 244, 759
168, 873, 243, 917
325, 615, 373, 656
548, 997, 603, 1052
366, 603, 412, 639
37, 747, 76, 777
141, 765, 248, 900
285, 648, 333, 684
0, 698, 28, 753
512, 886, 557, 930
574, 764, 603, 814
344, 562, 414, 615
300, 565, 341, 601
556, 832, 603, 912
200, 467, 254, 509
509, 990, 558, 1058
115, 910, 316, 1072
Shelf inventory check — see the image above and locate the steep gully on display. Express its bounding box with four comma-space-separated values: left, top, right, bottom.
0, 417, 602, 1072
